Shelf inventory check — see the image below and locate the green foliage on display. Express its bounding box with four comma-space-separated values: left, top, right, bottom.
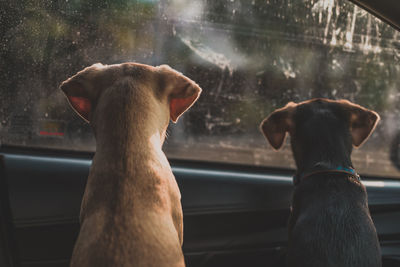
1, 0, 399, 141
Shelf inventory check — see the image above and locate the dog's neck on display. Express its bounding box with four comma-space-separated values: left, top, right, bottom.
90, 95, 170, 172
291, 117, 354, 178
96, 129, 167, 162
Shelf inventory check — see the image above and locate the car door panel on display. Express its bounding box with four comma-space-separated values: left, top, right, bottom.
1, 147, 400, 267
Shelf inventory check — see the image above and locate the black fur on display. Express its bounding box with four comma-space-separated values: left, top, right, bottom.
286, 99, 381, 267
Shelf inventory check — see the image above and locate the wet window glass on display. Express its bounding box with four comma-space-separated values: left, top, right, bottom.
1, 0, 400, 178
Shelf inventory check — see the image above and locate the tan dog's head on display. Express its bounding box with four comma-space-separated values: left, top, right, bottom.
60, 63, 201, 137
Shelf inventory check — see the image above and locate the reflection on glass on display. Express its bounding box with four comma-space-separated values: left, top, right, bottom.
1, 0, 399, 177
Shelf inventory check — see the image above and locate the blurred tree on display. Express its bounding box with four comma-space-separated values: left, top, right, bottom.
0, 0, 399, 147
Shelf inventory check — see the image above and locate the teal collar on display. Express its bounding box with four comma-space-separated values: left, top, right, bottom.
293, 166, 360, 186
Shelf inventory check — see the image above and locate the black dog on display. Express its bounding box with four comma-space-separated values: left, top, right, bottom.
260, 98, 381, 267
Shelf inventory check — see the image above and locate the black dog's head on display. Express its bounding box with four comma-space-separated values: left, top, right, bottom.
260, 98, 380, 171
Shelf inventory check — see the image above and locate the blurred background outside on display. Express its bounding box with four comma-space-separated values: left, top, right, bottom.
1, 0, 400, 177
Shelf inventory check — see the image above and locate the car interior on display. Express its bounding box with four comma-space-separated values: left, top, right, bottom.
1, 0, 400, 267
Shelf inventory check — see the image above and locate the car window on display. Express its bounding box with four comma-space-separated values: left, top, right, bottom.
1, 0, 399, 178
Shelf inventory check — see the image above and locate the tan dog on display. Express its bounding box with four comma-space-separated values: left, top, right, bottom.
60, 62, 201, 267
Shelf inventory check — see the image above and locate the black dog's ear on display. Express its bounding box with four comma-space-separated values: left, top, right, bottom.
339, 100, 380, 148
260, 102, 296, 150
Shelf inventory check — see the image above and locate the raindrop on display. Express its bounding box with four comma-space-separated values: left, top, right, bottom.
45, 113, 48, 117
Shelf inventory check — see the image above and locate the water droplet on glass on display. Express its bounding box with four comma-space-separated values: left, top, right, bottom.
45, 113, 48, 117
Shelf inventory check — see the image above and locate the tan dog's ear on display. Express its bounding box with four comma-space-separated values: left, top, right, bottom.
59, 63, 104, 123
338, 100, 380, 148
169, 84, 201, 123
260, 102, 296, 150
158, 65, 202, 123
60, 79, 91, 122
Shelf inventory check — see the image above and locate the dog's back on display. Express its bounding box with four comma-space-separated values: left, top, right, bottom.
287, 175, 381, 267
